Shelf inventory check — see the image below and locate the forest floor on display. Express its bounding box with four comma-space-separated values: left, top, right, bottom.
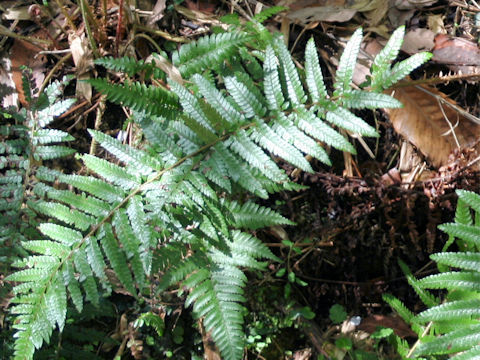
2, 0, 480, 359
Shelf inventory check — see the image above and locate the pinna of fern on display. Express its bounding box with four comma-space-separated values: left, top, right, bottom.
7, 26, 431, 360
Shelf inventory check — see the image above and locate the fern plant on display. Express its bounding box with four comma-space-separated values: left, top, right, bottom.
0, 73, 75, 269
5, 26, 430, 360
384, 189, 480, 359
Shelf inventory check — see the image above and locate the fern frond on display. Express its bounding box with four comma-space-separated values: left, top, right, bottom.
457, 189, 480, 215
416, 299, 480, 322
252, 6, 286, 23
224, 76, 267, 118
88, 129, 162, 174
398, 259, 438, 308
295, 108, 356, 153
430, 252, 480, 272
227, 199, 295, 229
89, 78, 179, 118
334, 28, 362, 95
417, 271, 480, 291
414, 324, 480, 356
437, 223, 480, 247
305, 38, 328, 103
172, 32, 251, 78
79, 154, 140, 191
382, 293, 423, 335
274, 38, 306, 106
95, 55, 165, 78
326, 106, 378, 137
371, 26, 405, 77
341, 90, 402, 109
100, 223, 137, 296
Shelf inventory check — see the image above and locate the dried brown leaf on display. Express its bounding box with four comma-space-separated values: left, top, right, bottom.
433, 34, 480, 75
385, 85, 480, 168
10, 38, 46, 106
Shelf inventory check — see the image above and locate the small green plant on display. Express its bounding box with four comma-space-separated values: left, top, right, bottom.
4, 25, 430, 360
384, 189, 480, 359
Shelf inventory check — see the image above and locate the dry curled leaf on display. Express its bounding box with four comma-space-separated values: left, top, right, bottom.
385, 85, 480, 168
433, 34, 480, 75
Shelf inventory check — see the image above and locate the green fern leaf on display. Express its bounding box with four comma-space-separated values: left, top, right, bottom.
229, 130, 287, 182
39, 223, 83, 246
88, 129, 161, 174
34, 129, 74, 144
213, 144, 267, 198
62, 261, 83, 312
89, 78, 179, 118
455, 198, 473, 226
450, 345, 480, 360
239, 47, 264, 80
274, 38, 306, 106
341, 90, 402, 109
45, 272, 67, 330
34, 145, 75, 160
95, 55, 165, 78
224, 76, 267, 118
438, 223, 480, 247
416, 299, 480, 322
305, 37, 328, 103
295, 108, 356, 153
457, 189, 480, 215
173, 32, 250, 78
417, 271, 480, 291
41, 186, 110, 217
326, 106, 378, 137
192, 74, 244, 125
227, 200, 294, 229
100, 224, 137, 296
37, 99, 76, 127
127, 196, 155, 274
80, 154, 140, 191
251, 122, 313, 172
376, 52, 432, 91
57, 174, 125, 203
263, 46, 286, 111
113, 211, 146, 289
73, 250, 100, 306
371, 26, 405, 80
334, 28, 362, 95
414, 324, 480, 356
85, 236, 109, 285
431, 252, 480, 272
275, 113, 331, 165
21, 240, 69, 258
33, 201, 94, 231
398, 259, 438, 308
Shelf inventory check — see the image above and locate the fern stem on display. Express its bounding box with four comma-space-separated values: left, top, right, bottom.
89, 95, 107, 155
39, 53, 72, 95
123, 32, 164, 56
79, 0, 100, 58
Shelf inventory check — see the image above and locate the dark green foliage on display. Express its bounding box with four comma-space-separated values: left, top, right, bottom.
5, 27, 429, 360
385, 190, 480, 359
